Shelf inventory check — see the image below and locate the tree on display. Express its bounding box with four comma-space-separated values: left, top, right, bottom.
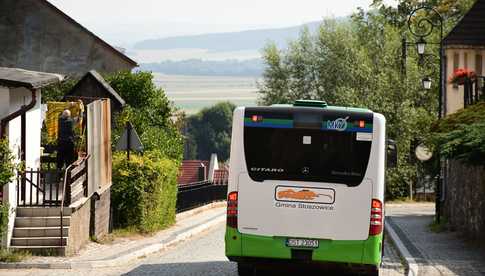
107, 71, 184, 162
256, 0, 474, 198
186, 102, 236, 161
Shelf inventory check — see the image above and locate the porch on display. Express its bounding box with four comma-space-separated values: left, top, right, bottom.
10, 156, 89, 255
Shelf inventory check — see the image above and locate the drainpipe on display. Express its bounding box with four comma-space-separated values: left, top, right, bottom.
0, 88, 37, 163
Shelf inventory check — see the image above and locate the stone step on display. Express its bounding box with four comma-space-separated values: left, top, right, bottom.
11, 236, 67, 247
15, 216, 70, 227
13, 226, 69, 238
16, 207, 72, 217
9, 245, 66, 256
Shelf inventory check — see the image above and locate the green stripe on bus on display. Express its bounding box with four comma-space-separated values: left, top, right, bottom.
225, 227, 382, 265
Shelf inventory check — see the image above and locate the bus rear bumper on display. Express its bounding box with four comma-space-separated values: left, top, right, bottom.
225, 227, 382, 266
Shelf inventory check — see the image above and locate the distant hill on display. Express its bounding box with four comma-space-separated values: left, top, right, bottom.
134, 21, 322, 52
140, 58, 264, 76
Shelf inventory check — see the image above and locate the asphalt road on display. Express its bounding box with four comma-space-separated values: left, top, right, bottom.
122, 223, 405, 276
4, 222, 405, 276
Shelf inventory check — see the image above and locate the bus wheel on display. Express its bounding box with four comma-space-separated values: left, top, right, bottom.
237, 262, 255, 276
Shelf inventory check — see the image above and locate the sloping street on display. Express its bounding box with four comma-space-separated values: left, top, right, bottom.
2, 221, 404, 276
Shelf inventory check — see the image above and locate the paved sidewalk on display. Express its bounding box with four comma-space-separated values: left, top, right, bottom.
387, 203, 485, 276
0, 203, 226, 269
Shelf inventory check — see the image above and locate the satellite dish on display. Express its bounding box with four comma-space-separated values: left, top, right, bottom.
415, 144, 432, 162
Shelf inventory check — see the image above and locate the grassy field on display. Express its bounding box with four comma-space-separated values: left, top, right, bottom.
153, 73, 260, 114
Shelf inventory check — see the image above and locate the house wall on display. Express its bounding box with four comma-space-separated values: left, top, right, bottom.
0, 86, 11, 247
0, 0, 135, 78
90, 188, 111, 240
66, 200, 91, 256
8, 88, 42, 171
445, 47, 485, 115
0, 87, 10, 118
0, 87, 41, 247
442, 46, 485, 242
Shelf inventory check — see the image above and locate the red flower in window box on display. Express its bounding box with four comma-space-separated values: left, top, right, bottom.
449, 68, 477, 85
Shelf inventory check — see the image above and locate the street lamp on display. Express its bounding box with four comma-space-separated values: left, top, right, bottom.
402, 6, 444, 224
417, 37, 427, 55
422, 77, 432, 90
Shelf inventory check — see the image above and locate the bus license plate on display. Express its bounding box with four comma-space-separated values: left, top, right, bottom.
286, 238, 319, 248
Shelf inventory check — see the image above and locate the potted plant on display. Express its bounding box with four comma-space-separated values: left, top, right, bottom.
448, 68, 476, 85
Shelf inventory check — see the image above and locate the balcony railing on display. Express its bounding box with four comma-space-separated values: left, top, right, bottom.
16, 155, 89, 207
464, 76, 485, 108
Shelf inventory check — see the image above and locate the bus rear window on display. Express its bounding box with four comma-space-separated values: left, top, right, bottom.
244, 127, 372, 186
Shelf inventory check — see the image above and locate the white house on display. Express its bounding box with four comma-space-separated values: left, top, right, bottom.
0, 67, 63, 247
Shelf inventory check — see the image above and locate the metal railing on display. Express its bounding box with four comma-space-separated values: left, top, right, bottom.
176, 182, 227, 212
17, 169, 62, 207
464, 76, 485, 108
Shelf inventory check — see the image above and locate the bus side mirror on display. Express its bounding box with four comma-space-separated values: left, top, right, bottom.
387, 139, 397, 168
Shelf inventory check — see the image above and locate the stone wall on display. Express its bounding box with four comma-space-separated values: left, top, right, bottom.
0, 0, 136, 78
90, 188, 111, 240
443, 160, 485, 240
66, 199, 91, 256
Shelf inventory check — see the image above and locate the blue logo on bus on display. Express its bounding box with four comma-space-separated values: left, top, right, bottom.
326, 117, 349, 131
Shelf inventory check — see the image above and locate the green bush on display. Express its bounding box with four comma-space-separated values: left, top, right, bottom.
431, 102, 485, 165
0, 139, 14, 187
108, 72, 184, 162
41, 79, 77, 103
0, 202, 8, 240
111, 151, 179, 233
0, 139, 14, 239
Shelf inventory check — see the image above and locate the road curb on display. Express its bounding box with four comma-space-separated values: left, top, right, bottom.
0, 204, 226, 270
385, 218, 419, 276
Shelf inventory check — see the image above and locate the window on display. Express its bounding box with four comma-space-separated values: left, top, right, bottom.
243, 109, 374, 187
476, 54, 483, 75
453, 53, 460, 70
464, 52, 468, 69
453, 53, 460, 89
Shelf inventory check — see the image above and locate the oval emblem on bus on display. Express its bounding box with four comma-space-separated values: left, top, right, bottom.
327, 117, 349, 131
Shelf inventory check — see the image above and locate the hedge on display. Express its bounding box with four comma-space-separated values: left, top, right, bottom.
111, 151, 179, 233
431, 102, 485, 166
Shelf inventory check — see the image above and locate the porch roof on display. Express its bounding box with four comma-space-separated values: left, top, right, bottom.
0, 67, 64, 89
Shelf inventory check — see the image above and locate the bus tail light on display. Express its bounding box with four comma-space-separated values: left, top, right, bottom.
227, 191, 238, 228
369, 199, 383, 236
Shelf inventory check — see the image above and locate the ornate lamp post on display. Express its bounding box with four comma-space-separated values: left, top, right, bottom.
402, 6, 444, 223
402, 6, 444, 117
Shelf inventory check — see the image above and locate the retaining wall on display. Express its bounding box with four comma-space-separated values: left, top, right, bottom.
443, 160, 485, 241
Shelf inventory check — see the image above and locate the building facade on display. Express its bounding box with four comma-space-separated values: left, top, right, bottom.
443, 0, 485, 115
0, 0, 137, 78
440, 0, 485, 241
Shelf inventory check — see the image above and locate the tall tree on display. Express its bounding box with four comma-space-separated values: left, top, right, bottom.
186, 102, 236, 161
257, 0, 474, 198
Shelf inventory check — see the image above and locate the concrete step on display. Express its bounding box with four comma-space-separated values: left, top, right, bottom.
16, 207, 72, 217
10, 245, 66, 256
13, 226, 69, 238
15, 216, 70, 227
11, 237, 67, 246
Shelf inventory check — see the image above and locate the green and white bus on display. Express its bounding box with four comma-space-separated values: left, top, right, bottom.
225, 100, 392, 275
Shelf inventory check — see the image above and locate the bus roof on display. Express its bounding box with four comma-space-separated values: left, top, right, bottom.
269, 103, 373, 113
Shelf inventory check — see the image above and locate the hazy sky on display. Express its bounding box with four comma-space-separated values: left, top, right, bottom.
48, 0, 397, 46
